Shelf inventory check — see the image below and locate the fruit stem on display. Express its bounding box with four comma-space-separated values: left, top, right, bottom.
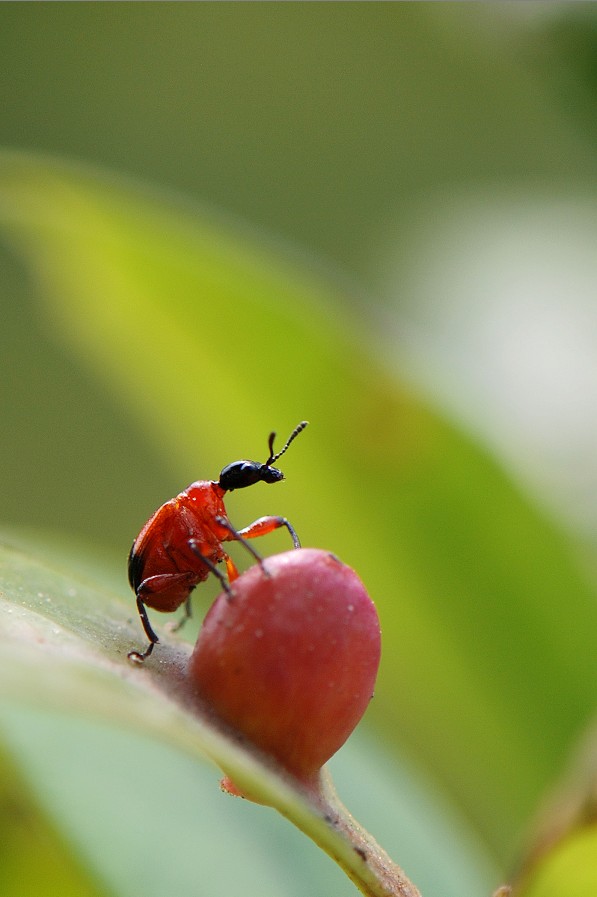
299, 768, 423, 897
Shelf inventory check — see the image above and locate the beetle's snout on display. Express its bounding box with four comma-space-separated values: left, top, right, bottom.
260, 465, 284, 484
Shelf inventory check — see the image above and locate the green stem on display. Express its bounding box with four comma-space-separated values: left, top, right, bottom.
294, 769, 423, 897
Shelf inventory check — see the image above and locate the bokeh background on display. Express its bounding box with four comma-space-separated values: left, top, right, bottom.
1, 4, 597, 897
3, 2, 597, 547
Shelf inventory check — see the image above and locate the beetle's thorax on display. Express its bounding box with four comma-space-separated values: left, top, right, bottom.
181, 480, 227, 516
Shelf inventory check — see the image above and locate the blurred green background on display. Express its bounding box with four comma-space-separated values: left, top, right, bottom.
1, 4, 597, 897
2, 2, 597, 547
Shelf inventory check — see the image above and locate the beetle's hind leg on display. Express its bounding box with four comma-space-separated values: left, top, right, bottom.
168, 594, 193, 632
128, 571, 197, 662
128, 595, 159, 664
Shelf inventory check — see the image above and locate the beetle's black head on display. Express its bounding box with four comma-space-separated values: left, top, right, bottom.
218, 460, 283, 492
217, 421, 308, 493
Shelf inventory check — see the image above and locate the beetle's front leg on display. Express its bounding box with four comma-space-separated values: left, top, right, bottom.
215, 516, 266, 564
234, 515, 301, 549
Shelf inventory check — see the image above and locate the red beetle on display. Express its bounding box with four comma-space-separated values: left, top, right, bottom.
127, 421, 308, 662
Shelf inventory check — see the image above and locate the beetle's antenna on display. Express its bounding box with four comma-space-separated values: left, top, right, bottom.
266, 421, 309, 466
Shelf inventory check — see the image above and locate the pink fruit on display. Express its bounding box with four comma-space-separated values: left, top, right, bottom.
188, 548, 381, 785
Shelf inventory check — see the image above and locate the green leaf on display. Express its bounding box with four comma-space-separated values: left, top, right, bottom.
0, 539, 428, 897
510, 726, 597, 897
1, 151, 597, 864
0, 529, 498, 897
0, 706, 498, 897
0, 743, 112, 897
516, 828, 597, 897
0, 536, 499, 897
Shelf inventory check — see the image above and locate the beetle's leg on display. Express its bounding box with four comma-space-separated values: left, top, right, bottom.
223, 552, 240, 583
225, 515, 301, 550
169, 595, 193, 632
128, 571, 197, 663
128, 595, 160, 664
215, 516, 266, 563
188, 539, 233, 595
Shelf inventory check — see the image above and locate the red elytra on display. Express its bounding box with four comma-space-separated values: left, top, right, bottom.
188, 548, 381, 787
127, 422, 308, 663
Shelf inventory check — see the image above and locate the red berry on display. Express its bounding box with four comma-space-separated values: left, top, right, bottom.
188, 548, 381, 786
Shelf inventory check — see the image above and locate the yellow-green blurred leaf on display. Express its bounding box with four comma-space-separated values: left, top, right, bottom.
512, 725, 597, 897
515, 826, 597, 897
0, 743, 111, 897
